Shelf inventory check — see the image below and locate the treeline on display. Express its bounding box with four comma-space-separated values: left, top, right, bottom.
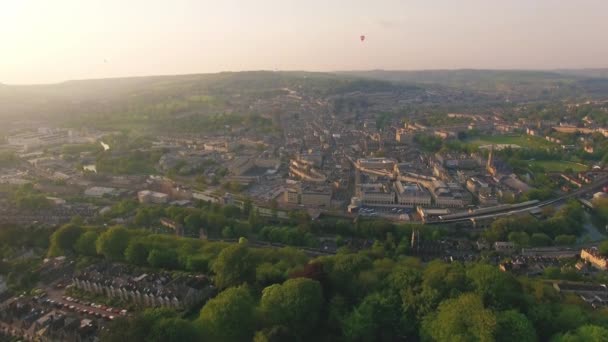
106, 199, 430, 249
0, 226, 52, 292
9, 184, 52, 210
99, 241, 608, 341
482, 201, 585, 247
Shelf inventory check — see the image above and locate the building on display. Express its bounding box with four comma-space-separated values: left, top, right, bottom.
289, 159, 326, 182
284, 182, 332, 207
358, 183, 395, 205
429, 180, 472, 208
7, 130, 70, 152
417, 207, 450, 222
395, 128, 414, 143
494, 241, 516, 254
84, 186, 120, 198
356, 158, 397, 171
466, 177, 490, 195
435, 152, 478, 170
395, 181, 432, 206
581, 248, 608, 270
138, 190, 169, 204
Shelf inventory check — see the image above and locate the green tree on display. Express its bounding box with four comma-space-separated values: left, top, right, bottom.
555, 324, 608, 342
147, 249, 179, 269
253, 326, 295, 342
530, 233, 553, 247
599, 240, 608, 257
495, 310, 536, 342
422, 293, 496, 342
259, 277, 323, 336
198, 285, 255, 342
124, 240, 150, 266
342, 292, 405, 341
184, 214, 202, 231
149, 317, 201, 342
211, 244, 256, 289
74, 231, 99, 257
554, 235, 577, 246
508, 231, 530, 247
96, 226, 131, 261
134, 209, 153, 227
101, 307, 176, 342
467, 263, 522, 310
48, 223, 84, 256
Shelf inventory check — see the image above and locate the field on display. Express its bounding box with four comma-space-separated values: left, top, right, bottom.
527, 160, 588, 172
467, 135, 556, 149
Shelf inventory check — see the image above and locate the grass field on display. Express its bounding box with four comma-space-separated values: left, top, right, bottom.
467, 135, 555, 149
528, 160, 588, 172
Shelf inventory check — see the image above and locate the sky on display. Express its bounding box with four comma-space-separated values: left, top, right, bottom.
1, 0, 608, 84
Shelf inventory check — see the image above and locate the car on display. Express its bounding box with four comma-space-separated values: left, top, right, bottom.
109, 315, 115, 320
90, 303, 96, 308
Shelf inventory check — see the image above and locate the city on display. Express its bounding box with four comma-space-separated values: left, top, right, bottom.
2, 1, 608, 341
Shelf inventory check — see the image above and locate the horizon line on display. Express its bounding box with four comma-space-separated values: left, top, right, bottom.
3, 66, 608, 86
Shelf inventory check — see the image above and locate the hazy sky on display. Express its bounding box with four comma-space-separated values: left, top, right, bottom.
2, 0, 608, 84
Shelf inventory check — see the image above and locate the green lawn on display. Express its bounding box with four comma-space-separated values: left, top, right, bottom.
467, 135, 555, 149
528, 160, 588, 172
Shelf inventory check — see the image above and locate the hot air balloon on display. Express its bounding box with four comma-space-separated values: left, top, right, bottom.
360, 35, 365, 42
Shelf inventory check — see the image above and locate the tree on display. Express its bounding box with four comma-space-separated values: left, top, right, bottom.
495, 310, 536, 342
198, 285, 255, 342
530, 233, 553, 247
101, 307, 176, 342
147, 249, 179, 269
422, 293, 496, 342
599, 240, 608, 257
554, 235, 576, 246
48, 224, 84, 256
555, 324, 608, 342
149, 317, 201, 342
184, 214, 202, 231
254, 326, 295, 342
74, 231, 99, 257
342, 292, 405, 341
125, 240, 150, 266
259, 278, 323, 336
96, 226, 131, 261
467, 263, 522, 310
243, 198, 253, 215
508, 231, 530, 247
211, 244, 256, 289
422, 260, 468, 300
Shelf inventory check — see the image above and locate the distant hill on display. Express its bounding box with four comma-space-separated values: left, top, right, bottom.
337, 69, 608, 100
554, 68, 608, 79
0, 71, 424, 128
2, 69, 608, 127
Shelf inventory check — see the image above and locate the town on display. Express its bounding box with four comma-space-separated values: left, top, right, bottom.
1, 69, 608, 341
